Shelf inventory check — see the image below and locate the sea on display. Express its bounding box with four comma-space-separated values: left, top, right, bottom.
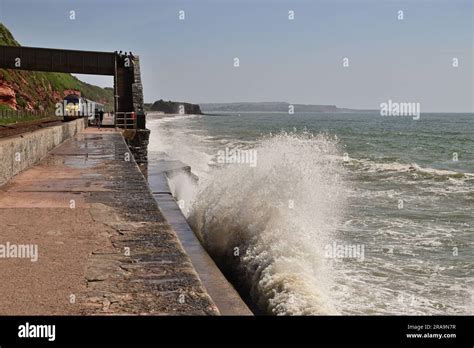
147, 111, 473, 315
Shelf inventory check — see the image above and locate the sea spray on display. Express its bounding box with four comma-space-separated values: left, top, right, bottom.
151, 112, 474, 315
171, 131, 349, 315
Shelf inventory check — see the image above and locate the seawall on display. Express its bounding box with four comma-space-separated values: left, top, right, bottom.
0, 118, 85, 186
148, 156, 252, 315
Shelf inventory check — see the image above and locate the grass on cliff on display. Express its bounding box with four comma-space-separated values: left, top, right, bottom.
0, 23, 20, 46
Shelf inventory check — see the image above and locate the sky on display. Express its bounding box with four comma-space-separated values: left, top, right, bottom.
0, 0, 473, 112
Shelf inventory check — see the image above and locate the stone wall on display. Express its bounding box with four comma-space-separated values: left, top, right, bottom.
131, 56, 144, 115
0, 118, 85, 186
127, 56, 148, 164
123, 128, 150, 165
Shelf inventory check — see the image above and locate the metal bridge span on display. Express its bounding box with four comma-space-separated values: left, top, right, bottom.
0, 45, 145, 128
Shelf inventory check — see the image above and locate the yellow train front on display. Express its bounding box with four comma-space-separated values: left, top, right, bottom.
63, 94, 104, 123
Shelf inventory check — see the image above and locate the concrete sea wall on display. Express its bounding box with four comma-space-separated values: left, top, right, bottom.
147, 156, 253, 315
0, 118, 85, 186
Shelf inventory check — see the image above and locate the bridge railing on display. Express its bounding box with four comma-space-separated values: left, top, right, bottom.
115, 112, 137, 129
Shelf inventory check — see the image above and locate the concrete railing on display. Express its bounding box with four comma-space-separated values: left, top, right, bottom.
0, 118, 85, 186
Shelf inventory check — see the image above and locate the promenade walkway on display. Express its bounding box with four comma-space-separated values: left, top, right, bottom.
0, 128, 218, 315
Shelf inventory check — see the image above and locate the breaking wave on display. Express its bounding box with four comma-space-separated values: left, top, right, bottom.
171, 131, 348, 315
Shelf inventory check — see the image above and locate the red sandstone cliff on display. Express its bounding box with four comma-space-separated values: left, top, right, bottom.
0, 83, 17, 109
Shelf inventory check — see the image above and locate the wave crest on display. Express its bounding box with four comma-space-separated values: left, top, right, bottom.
181, 131, 348, 314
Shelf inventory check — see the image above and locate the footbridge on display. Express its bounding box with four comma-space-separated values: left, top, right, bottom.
0, 45, 145, 129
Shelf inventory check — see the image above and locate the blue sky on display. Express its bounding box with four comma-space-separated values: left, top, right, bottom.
1, 0, 473, 111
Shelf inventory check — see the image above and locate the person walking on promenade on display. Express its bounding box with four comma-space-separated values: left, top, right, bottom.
97, 109, 104, 129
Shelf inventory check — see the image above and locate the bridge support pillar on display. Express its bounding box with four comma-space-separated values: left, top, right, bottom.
115, 54, 149, 165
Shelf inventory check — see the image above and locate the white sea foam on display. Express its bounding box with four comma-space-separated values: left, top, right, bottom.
352, 159, 474, 178
176, 131, 349, 314
147, 116, 213, 177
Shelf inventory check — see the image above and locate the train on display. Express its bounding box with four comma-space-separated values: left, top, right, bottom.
63, 94, 105, 124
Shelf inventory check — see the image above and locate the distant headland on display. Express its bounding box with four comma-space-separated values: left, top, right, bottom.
145, 99, 202, 114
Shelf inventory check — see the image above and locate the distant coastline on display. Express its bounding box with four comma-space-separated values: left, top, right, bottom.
144, 101, 378, 116
199, 102, 376, 113
144, 101, 472, 116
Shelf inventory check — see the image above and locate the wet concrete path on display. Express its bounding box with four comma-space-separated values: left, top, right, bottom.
0, 128, 219, 315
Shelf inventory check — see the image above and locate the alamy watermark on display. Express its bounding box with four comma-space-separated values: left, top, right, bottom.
0, 242, 38, 262
55, 100, 96, 117
217, 147, 257, 167
18, 322, 55, 341
380, 99, 420, 120
324, 242, 365, 261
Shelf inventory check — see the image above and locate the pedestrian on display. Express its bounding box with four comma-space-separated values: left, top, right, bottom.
98, 109, 104, 129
